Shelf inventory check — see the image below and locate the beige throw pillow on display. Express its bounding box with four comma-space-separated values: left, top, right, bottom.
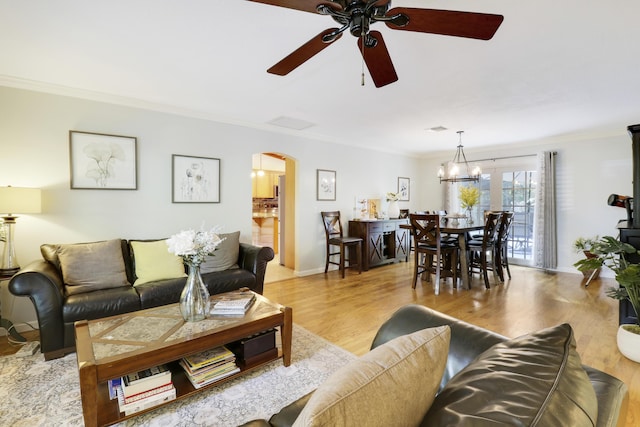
57, 239, 130, 295
200, 231, 240, 273
293, 325, 451, 427
130, 240, 186, 285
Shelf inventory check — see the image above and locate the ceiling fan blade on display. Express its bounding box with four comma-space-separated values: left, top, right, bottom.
357, 30, 398, 88
247, 0, 343, 14
385, 8, 504, 40
268, 28, 343, 76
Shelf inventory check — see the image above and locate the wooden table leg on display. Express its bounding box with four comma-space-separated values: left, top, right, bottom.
458, 233, 471, 290
281, 306, 293, 367
76, 320, 98, 427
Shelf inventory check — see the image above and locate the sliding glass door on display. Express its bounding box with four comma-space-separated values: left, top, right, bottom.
475, 161, 537, 266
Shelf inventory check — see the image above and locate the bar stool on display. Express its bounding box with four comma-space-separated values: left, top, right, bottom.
321, 211, 363, 278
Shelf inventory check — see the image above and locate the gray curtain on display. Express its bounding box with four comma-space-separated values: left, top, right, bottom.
534, 151, 557, 269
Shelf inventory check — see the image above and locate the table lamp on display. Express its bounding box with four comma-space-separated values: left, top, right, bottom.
0, 186, 41, 276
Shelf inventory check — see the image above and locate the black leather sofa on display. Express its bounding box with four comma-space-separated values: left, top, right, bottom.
9, 240, 274, 360
243, 305, 628, 427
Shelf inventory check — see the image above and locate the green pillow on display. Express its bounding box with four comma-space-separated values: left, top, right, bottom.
130, 240, 186, 285
57, 239, 130, 295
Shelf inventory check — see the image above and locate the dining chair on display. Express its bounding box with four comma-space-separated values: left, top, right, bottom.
409, 213, 458, 295
467, 212, 501, 289
320, 211, 363, 278
495, 211, 515, 281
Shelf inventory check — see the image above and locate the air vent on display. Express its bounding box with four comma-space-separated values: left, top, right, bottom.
268, 116, 315, 130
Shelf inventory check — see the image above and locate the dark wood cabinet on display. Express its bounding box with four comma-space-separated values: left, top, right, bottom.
348, 219, 409, 271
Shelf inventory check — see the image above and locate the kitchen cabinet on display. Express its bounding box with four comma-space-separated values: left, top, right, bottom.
252, 172, 279, 198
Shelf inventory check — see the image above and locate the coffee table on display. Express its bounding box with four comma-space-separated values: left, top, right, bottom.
75, 291, 292, 427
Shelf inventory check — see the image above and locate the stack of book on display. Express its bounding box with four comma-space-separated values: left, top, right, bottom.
179, 345, 240, 389
110, 364, 175, 416
210, 291, 256, 316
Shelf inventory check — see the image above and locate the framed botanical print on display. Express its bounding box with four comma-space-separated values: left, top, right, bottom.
69, 131, 137, 190
317, 169, 336, 201
172, 154, 220, 203
398, 177, 410, 201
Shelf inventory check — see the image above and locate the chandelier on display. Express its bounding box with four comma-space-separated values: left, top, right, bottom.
437, 131, 481, 183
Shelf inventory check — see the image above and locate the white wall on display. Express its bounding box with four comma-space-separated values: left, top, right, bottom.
0, 85, 422, 327
420, 133, 634, 276
1, 85, 635, 330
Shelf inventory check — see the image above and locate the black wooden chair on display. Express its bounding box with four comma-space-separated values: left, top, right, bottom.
321, 211, 362, 278
409, 213, 458, 295
495, 211, 515, 281
467, 212, 501, 289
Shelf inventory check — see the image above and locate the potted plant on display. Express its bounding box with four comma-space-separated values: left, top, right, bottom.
572, 236, 601, 283
573, 235, 640, 362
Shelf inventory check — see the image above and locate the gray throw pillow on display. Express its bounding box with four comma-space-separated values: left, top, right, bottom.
57, 239, 131, 295
200, 231, 240, 274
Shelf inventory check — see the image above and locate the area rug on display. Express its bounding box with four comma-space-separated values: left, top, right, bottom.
0, 324, 356, 426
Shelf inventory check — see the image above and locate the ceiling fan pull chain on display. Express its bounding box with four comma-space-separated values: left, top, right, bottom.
361, 27, 365, 86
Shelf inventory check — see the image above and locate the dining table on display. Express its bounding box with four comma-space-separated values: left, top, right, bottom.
401, 221, 485, 290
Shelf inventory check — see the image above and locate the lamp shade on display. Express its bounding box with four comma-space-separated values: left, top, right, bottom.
0, 186, 42, 215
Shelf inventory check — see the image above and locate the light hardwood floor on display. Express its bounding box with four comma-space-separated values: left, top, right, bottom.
263, 261, 637, 427
1, 261, 636, 425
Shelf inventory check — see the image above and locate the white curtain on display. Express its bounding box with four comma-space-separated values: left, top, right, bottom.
534, 151, 557, 269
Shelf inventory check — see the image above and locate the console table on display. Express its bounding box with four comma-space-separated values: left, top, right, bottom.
348, 219, 409, 271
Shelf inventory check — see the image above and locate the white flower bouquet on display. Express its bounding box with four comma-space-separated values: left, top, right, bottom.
166, 226, 225, 266
386, 192, 400, 202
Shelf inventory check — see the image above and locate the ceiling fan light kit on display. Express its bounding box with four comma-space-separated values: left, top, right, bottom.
249, 0, 503, 87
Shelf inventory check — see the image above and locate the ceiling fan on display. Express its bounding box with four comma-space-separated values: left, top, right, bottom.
248, 0, 503, 88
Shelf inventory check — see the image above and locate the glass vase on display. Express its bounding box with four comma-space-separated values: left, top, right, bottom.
180, 263, 210, 322
466, 207, 474, 225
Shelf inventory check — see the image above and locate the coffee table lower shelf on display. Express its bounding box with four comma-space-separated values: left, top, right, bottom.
94, 348, 284, 426
76, 296, 292, 427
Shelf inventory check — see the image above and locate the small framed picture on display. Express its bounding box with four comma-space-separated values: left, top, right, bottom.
172, 154, 220, 203
317, 169, 336, 201
69, 131, 137, 190
398, 177, 410, 201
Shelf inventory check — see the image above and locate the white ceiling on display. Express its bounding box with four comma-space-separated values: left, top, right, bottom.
2, 0, 640, 156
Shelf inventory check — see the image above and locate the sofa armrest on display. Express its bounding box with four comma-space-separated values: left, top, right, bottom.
8, 260, 66, 355
370, 304, 506, 390
584, 366, 629, 427
238, 243, 274, 295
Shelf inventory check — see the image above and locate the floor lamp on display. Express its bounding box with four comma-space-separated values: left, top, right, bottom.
0, 186, 42, 276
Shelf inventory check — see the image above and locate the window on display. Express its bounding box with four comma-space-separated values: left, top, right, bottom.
473, 159, 537, 266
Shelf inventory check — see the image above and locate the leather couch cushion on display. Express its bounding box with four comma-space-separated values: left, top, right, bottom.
130, 239, 186, 285
63, 286, 141, 322
292, 326, 450, 427
200, 231, 240, 273
135, 269, 257, 309
56, 239, 131, 295
422, 323, 598, 427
